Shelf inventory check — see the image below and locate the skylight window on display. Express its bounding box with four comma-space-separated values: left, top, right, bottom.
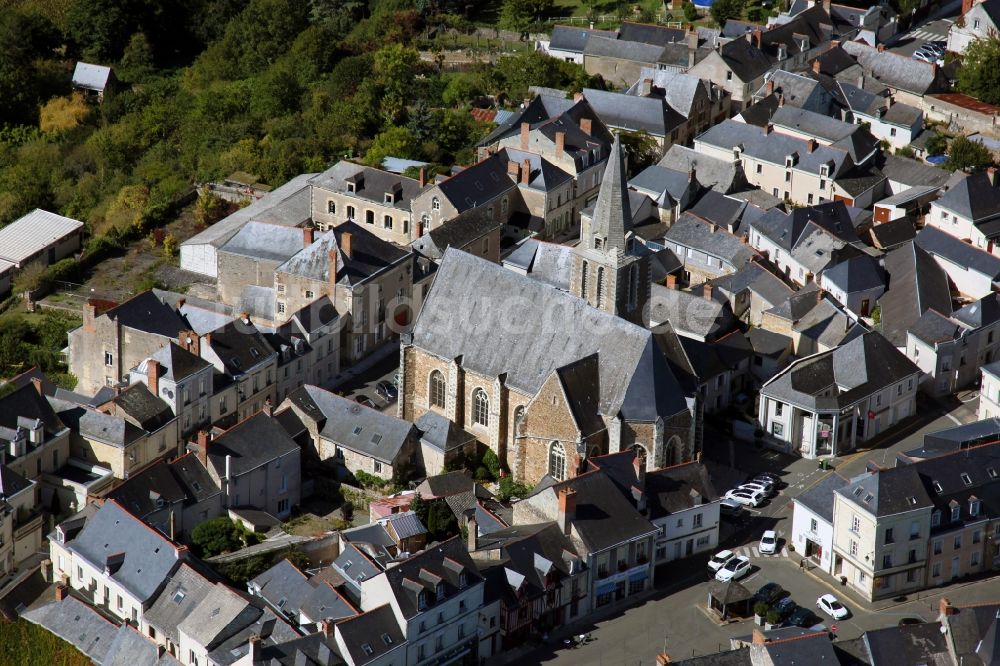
864, 493, 873, 503
853, 487, 863, 497
989, 468, 998, 479
961, 473, 973, 486
371, 434, 382, 444
381, 633, 393, 645
353, 426, 363, 435
933, 481, 943, 493
173, 590, 186, 604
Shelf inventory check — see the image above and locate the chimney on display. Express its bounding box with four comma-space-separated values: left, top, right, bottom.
822, 0, 831, 13
877, 44, 885, 52
147, 359, 161, 398
557, 487, 577, 535
816, 288, 825, 304
177, 298, 186, 309
262, 398, 273, 417
580, 118, 593, 136
55, 584, 68, 602
642, 78, 653, 96
778, 93, 785, 107
521, 159, 531, 185
752, 628, 767, 644
303, 226, 314, 247
988, 167, 997, 186
328, 250, 338, 288
197, 430, 210, 467
666, 274, 677, 290
687, 26, 698, 52
766, 80, 774, 96
830, 40, 839, 49
507, 160, 520, 179
574, 91, 584, 102
703, 283, 714, 300
249, 635, 262, 662
418, 167, 426, 188
807, 138, 817, 153
931, 62, 939, 77
520, 122, 530, 150
752, 28, 762, 49
225, 454, 232, 481
179, 330, 200, 357
765, 123, 774, 134
169, 510, 176, 541
31, 377, 44, 397
320, 619, 334, 637
468, 515, 478, 551
341, 231, 353, 259
939, 597, 957, 617
555, 131, 565, 158
962, 0, 973, 14
812, 59, 821, 74
83, 300, 98, 332
688, 168, 696, 183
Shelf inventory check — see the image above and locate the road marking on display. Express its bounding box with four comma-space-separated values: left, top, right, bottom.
945, 411, 963, 426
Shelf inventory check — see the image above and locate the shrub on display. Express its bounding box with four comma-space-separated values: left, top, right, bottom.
754, 602, 769, 617
354, 470, 389, 488
482, 448, 501, 479
766, 609, 782, 625
497, 476, 533, 502
191, 517, 242, 557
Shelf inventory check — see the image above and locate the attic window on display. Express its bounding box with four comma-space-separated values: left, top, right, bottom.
231, 358, 242, 369
250, 348, 260, 359
907, 497, 917, 506
172, 590, 186, 604
362, 644, 374, 656
381, 633, 393, 645
343, 560, 352, 569
864, 493, 874, 503
352, 426, 363, 435
853, 487, 864, 497
989, 468, 998, 479
384, 193, 393, 204
961, 473, 973, 486
277, 598, 287, 608
371, 434, 383, 445
933, 481, 943, 493
192, 481, 202, 492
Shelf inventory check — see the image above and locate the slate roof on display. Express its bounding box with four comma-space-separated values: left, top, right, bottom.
334, 605, 404, 665
794, 472, 848, 523
177, 584, 258, 649
629, 165, 699, 209
880, 154, 950, 190
72, 62, 113, 91
771, 105, 859, 143
645, 460, 717, 519
69, 500, 184, 604
629, 68, 707, 118
648, 283, 735, 341
548, 25, 616, 53
698, 120, 853, 178
410, 248, 689, 421
0, 209, 83, 265
181, 174, 314, 250
753, 201, 860, 252
717, 36, 773, 83
501, 239, 575, 292
878, 241, 953, 346
583, 88, 684, 137
837, 464, 934, 517
658, 145, 741, 193
287, 385, 414, 464
107, 383, 174, 432
0, 382, 66, 446
665, 213, 755, 269
376, 536, 482, 620
523, 471, 657, 554
842, 40, 945, 95
761, 331, 920, 411
309, 161, 423, 208
275, 223, 410, 286
416, 470, 474, 499
687, 192, 747, 231
747, 327, 793, 359
583, 35, 665, 64
139, 342, 212, 383
934, 170, 1000, 223
869, 218, 916, 250
708, 261, 793, 307
107, 459, 187, 519
952, 292, 1000, 328
204, 413, 298, 478
410, 206, 502, 263
204, 319, 276, 375
102, 624, 183, 666
414, 410, 475, 453
102, 291, 188, 339
821, 254, 885, 293
474, 523, 579, 602
207, 607, 300, 666
21, 595, 118, 664
218, 221, 307, 263
916, 225, 1000, 279
144, 563, 217, 646
0, 465, 32, 499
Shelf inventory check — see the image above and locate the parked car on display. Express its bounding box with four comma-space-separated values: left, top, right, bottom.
749, 475, 777, 493
912, 48, 942, 65
739, 482, 773, 497
715, 555, 752, 582
922, 41, 945, 56
772, 597, 797, 621
754, 472, 784, 487
719, 498, 744, 517
817, 594, 850, 620
759, 530, 778, 555
753, 582, 785, 606
708, 550, 736, 574
355, 395, 377, 408
724, 489, 766, 507
375, 380, 398, 402
787, 607, 821, 628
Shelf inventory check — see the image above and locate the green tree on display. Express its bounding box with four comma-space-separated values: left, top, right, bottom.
364, 126, 420, 166
710, 0, 746, 27
619, 129, 660, 176
925, 131, 948, 157
191, 517, 243, 557
482, 449, 501, 480
499, 0, 554, 33
497, 476, 533, 502
958, 36, 1000, 105
426, 499, 458, 541
945, 135, 994, 172
410, 492, 429, 526
119, 32, 156, 81
373, 43, 420, 125
683, 2, 699, 22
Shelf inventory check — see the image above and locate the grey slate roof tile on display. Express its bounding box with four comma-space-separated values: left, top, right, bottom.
204, 413, 299, 478
21, 595, 118, 664
877, 240, 952, 346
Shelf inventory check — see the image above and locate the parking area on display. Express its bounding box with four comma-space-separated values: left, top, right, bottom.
332, 348, 400, 414
888, 17, 953, 57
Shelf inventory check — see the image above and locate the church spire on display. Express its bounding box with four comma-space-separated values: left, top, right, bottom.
590, 132, 630, 256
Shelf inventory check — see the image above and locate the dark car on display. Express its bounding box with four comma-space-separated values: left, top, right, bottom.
753, 582, 785, 606
754, 472, 784, 487
355, 395, 377, 408
376, 380, 398, 402
788, 607, 821, 628
771, 597, 797, 621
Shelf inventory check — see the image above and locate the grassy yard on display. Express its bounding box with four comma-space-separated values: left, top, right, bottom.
0, 619, 90, 666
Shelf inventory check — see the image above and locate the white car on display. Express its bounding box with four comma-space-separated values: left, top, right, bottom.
817, 593, 849, 620
759, 530, 778, 554
708, 550, 736, 573
739, 482, 773, 497
715, 555, 752, 582
724, 488, 766, 507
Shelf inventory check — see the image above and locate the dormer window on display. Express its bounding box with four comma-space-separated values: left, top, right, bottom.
417, 591, 428, 610
594, 238, 603, 250
459, 572, 468, 589
432, 197, 440, 211
348, 183, 357, 193
961, 473, 972, 486
932, 510, 941, 526
820, 165, 829, 178
970, 498, 981, 516
436, 582, 445, 602
951, 504, 961, 522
